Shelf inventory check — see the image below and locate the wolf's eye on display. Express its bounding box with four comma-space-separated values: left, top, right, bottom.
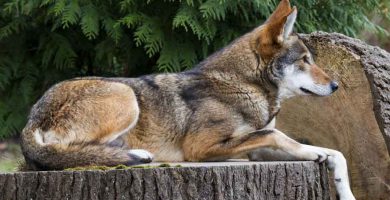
303, 56, 310, 64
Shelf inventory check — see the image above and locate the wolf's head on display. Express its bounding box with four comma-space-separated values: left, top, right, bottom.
251, 0, 338, 99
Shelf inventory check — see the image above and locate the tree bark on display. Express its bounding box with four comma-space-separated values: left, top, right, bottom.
0, 161, 330, 200
304, 32, 390, 154
276, 32, 390, 200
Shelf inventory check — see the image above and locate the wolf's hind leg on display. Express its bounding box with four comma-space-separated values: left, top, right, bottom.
21, 80, 153, 170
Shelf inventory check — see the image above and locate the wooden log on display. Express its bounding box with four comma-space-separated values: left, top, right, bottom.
0, 161, 330, 200
276, 32, 390, 200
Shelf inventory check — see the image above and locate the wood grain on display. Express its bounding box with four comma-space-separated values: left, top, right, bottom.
0, 162, 330, 200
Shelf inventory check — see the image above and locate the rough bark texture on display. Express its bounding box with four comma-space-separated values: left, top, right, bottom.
277, 32, 390, 200
0, 162, 329, 200
305, 32, 390, 153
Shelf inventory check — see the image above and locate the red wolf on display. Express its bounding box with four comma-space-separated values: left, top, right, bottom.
21, 0, 355, 199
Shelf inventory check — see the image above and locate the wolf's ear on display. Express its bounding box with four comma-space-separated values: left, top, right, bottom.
267, 0, 293, 25
281, 7, 297, 40
266, 5, 297, 43
251, 0, 297, 61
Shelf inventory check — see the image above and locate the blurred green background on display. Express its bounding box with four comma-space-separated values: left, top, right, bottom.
0, 0, 389, 172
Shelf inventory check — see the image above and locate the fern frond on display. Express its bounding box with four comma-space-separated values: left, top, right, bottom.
20, 0, 41, 15
178, 42, 197, 70
133, 18, 164, 57
199, 0, 228, 20
118, 13, 143, 28
39, 0, 55, 7
52, 0, 66, 16
0, 18, 27, 40
94, 38, 116, 71
119, 0, 136, 12
3, 0, 19, 14
39, 33, 77, 69
19, 65, 39, 104
61, 0, 81, 28
173, 4, 215, 43
103, 17, 123, 43
53, 36, 77, 69
157, 46, 179, 72
156, 39, 197, 72
80, 4, 99, 40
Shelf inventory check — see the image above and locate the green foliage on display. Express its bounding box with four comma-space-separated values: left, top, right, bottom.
0, 0, 389, 138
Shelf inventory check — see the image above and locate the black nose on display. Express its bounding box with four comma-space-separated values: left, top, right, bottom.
330, 81, 339, 92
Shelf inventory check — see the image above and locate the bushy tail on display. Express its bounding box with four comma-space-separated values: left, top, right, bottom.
20, 127, 152, 170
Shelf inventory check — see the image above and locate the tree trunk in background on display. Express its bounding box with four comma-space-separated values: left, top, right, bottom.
277, 32, 390, 200
0, 162, 330, 200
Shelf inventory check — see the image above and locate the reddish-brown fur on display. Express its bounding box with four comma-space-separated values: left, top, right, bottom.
251, 2, 296, 62
310, 64, 331, 84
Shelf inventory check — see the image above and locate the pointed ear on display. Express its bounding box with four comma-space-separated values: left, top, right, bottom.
251, 5, 297, 62
282, 7, 297, 40
266, 6, 297, 44
267, 0, 293, 24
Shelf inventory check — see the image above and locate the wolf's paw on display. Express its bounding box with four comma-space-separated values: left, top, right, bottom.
128, 149, 154, 163
296, 145, 328, 163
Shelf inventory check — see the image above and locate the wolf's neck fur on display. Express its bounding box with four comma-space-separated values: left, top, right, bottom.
195, 34, 283, 126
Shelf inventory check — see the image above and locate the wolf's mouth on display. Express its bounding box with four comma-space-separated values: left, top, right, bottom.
300, 87, 316, 95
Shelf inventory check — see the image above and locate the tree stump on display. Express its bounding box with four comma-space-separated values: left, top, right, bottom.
0, 161, 330, 200
276, 32, 390, 200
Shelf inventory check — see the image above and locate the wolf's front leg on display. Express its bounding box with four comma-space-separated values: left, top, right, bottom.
248, 148, 298, 161
324, 149, 354, 200
250, 129, 355, 200
183, 127, 355, 200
